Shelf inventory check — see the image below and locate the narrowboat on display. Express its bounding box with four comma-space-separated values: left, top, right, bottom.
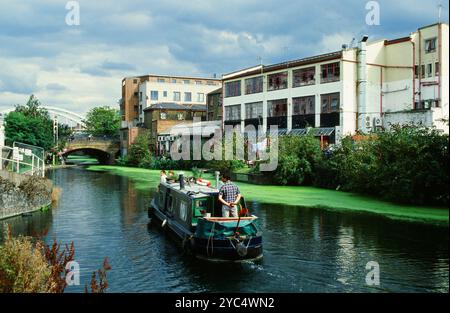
148, 174, 263, 262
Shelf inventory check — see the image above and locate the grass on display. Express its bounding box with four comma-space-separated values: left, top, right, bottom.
87, 165, 449, 225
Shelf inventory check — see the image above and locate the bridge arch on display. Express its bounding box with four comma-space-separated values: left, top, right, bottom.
63, 138, 120, 165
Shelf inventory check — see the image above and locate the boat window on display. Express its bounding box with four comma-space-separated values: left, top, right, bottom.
194, 199, 208, 208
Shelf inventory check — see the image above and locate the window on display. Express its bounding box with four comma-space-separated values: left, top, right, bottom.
177, 113, 184, 120
293, 67, 316, 87
425, 38, 437, 53
197, 93, 205, 102
293, 96, 315, 115
139, 92, 143, 101
184, 92, 192, 102
183, 79, 190, 84
163, 91, 168, 97
207, 81, 216, 86
321, 93, 340, 113
427, 64, 433, 77
225, 105, 241, 121
160, 112, 167, 120
195, 80, 202, 85
421, 65, 425, 79
414, 65, 419, 79
245, 76, 263, 94
321, 62, 340, 83
245, 102, 263, 119
171, 79, 177, 83
157, 78, 166, 83
268, 72, 288, 91
151, 91, 158, 101
173, 92, 181, 101
435, 62, 440, 76
133, 79, 138, 84
267, 99, 287, 117
225, 80, 241, 97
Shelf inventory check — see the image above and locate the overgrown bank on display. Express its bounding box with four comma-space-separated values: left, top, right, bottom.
87, 166, 449, 225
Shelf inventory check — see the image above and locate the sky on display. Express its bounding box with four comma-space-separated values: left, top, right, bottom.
0, 0, 448, 115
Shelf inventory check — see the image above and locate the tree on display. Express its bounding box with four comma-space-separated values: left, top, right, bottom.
84, 106, 121, 137
127, 133, 151, 167
4, 95, 54, 150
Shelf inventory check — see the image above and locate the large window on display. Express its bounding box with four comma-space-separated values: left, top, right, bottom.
173, 92, 181, 101
225, 80, 241, 97
184, 92, 192, 102
427, 64, 433, 77
245, 76, 263, 94
268, 72, 288, 91
435, 62, 440, 76
293, 67, 316, 87
267, 99, 287, 117
225, 105, 241, 121
151, 91, 158, 100
293, 96, 315, 115
245, 102, 263, 119
197, 93, 205, 102
321, 62, 340, 83
321, 93, 340, 113
425, 38, 437, 53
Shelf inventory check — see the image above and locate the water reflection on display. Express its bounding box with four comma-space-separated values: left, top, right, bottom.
0, 167, 448, 293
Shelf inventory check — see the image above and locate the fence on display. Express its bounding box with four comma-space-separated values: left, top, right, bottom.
0, 144, 45, 178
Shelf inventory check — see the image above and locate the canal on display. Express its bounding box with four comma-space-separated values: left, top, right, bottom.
1, 167, 448, 293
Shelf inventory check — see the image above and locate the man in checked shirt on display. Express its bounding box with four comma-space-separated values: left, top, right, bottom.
218, 173, 242, 218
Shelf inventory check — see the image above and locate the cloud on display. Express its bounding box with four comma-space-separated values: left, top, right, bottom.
0, 0, 448, 115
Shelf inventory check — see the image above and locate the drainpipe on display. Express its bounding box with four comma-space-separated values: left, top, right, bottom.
438, 23, 442, 107
380, 67, 383, 117
418, 29, 422, 107
411, 39, 416, 108
357, 35, 369, 133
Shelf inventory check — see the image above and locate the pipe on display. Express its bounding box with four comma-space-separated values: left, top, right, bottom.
357, 36, 369, 133
380, 67, 383, 117
438, 23, 442, 106
412, 40, 416, 109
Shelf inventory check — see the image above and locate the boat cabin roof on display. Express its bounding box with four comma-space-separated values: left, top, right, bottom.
161, 181, 219, 199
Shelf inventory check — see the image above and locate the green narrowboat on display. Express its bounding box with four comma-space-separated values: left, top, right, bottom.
148, 174, 263, 262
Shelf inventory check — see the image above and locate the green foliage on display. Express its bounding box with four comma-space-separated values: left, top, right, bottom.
84, 106, 121, 137
5, 111, 53, 151
314, 125, 449, 206
4, 95, 73, 151
272, 135, 322, 185
127, 133, 151, 167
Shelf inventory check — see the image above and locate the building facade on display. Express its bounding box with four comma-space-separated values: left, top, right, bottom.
119, 75, 221, 155
143, 103, 207, 155
222, 23, 449, 144
206, 88, 223, 121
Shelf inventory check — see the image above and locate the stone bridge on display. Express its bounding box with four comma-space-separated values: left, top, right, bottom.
62, 138, 120, 164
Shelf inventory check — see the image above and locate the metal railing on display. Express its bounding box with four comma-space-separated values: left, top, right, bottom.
0, 145, 45, 177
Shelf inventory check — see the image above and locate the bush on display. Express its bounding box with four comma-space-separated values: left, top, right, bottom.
127, 133, 151, 167
314, 125, 449, 206
271, 135, 322, 185
0, 232, 52, 292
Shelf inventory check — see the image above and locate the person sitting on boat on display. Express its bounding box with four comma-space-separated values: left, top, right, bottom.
218, 174, 241, 218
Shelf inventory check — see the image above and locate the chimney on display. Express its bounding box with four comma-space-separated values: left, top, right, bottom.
358, 35, 369, 133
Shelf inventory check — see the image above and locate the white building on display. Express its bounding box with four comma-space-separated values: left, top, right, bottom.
222, 23, 449, 144
137, 75, 222, 124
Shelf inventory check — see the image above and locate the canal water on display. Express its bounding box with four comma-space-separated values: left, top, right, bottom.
1, 167, 448, 293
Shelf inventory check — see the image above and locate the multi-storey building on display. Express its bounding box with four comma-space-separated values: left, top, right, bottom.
222, 23, 449, 144
206, 88, 223, 121
119, 75, 221, 155
143, 103, 207, 154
